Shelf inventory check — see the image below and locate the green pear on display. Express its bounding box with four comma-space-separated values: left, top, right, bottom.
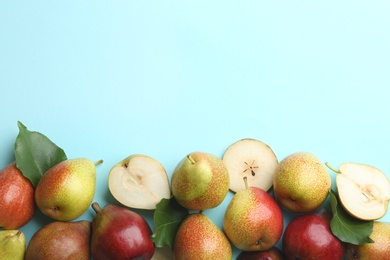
173, 213, 232, 259
35, 158, 102, 221
346, 222, 390, 259
171, 152, 230, 210
0, 230, 26, 260
25, 220, 92, 260
273, 152, 331, 212
224, 177, 284, 251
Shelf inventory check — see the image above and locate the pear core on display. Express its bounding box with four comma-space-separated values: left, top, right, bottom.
335, 162, 390, 220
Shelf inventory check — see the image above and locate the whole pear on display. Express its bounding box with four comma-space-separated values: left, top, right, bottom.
0, 162, 35, 229
35, 158, 102, 221
283, 209, 345, 259
224, 177, 283, 251
171, 152, 230, 210
91, 202, 155, 260
345, 222, 390, 259
273, 152, 331, 212
0, 230, 26, 260
25, 220, 92, 260
173, 213, 232, 259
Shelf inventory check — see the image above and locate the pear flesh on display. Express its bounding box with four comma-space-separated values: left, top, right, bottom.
0, 230, 26, 260
223, 138, 278, 192
335, 162, 390, 220
108, 154, 171, 210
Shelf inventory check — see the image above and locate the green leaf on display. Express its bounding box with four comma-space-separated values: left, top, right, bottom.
14, 121, 67, 186
329, 189, 374, 245
151, 197, 189, 249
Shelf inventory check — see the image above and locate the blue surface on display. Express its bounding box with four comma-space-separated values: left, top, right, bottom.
1, 1, 390, 258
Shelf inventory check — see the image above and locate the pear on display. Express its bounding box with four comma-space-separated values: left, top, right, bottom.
223, 177, 284, 251
171, 152, 230, 210
273, 152, 331, 212
25, 220, 92, 260
345, 222, 390, 259
35, 158, 102, 221
108, 154, 171, 210
0, 162, 35, 229
0, 230, 26, 260
173, 212, 232, 259
91, 202, 155, 259
223, 138, 278, 192
327, 162, 390, 220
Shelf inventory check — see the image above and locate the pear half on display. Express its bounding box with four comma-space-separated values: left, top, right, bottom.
108, 155, 171, 210
223, 138, 278, 192
333, 162, 390, 220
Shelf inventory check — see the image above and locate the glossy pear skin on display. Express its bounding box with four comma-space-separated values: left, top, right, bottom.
346, 222, 390, 259
0, 162, 35, 229
224, 186, 283, 251
174, 213, 232, 259
273, 152, 331, 212
25, 220, 92, 260
0, 230, 26, 260
283, 209, 345, 260
171, 152, 230, 210
91, 203, 155, 260
237, 246, 285, 260
35, 158, 97, 221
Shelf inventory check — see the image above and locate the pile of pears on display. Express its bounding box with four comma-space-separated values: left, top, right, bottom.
1, 133, 390, 259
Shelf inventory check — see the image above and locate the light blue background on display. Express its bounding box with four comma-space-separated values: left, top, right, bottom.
1, 1, 390, 258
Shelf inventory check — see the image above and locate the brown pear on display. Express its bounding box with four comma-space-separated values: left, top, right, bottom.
25, 220, 91, 260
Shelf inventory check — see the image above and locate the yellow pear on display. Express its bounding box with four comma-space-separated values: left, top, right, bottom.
273, 152, 331, 212
0, 230, 26, 260
35, 158, 102, 221
173, 213, 232, 259
346, 222, 390, 259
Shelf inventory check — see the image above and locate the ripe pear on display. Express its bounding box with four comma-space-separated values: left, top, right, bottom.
25, 220, 92, 260
224, 177, 284, 251
35, 158, 102, 221
171, 152, 230, 210
0, 230, 26, 260
345, 222, 390, 259
0, 162, 35, 229
173, 213, 232, 259
91, 202, 155, 259
327, 162, 390, 220
273, 152, 331, 212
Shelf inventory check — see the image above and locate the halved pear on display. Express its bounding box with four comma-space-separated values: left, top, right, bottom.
108, 154, 171, 210
333, 162, 390, 220
222, 138, 278, 192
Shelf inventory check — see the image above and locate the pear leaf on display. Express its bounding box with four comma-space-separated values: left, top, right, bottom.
14, 121, 67, 186
151, 197, 189, 249
329, 189, 374, 245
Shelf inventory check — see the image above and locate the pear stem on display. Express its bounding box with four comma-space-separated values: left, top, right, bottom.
243, 176, 249, 189
94, 159, 103, 166
325, 162, 340, 173
91, 202, 102, 214
187, 155, 196, 164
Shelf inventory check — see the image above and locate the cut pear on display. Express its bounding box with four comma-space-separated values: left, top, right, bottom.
108, 154, 171, 210
335, 162, 390, 220
222, 138, 278, 192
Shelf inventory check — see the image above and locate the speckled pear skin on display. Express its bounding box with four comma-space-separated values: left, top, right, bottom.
173, 213, 232, 259
224, 186, 283, 251
25, 220, 91, 260
171, 152, 230, 210
273, 152, 331, 213
346, 222, 390, 259
0, 230, 26, 260
35, 158, 97, 221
